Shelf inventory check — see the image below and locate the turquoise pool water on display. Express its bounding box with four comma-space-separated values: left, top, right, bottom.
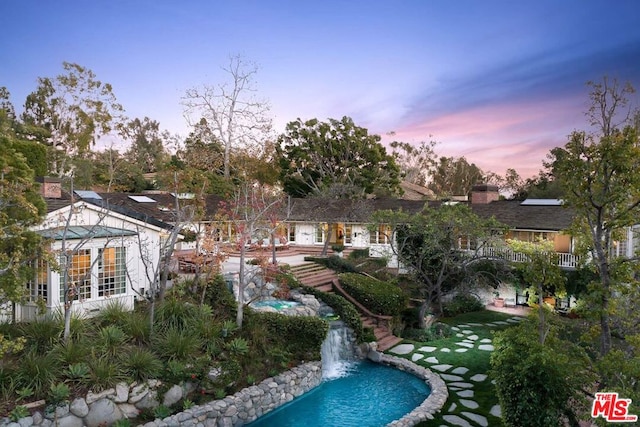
250, 300, 301, 310
247, 360, 431, 427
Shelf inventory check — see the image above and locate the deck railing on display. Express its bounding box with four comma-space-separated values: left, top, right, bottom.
465, 246, 579, 269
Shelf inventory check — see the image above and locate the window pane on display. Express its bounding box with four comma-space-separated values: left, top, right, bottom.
61, 249, 91, 301
99, 247, 126, 297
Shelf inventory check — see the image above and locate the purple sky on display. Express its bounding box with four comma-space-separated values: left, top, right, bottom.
2, 0, 639, 178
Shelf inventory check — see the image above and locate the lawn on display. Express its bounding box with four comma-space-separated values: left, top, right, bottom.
386, 310, 526, 427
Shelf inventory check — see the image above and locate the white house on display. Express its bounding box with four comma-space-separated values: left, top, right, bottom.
9, 178, 173, 322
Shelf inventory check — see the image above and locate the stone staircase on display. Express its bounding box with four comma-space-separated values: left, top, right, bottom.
289, 263, 402, 351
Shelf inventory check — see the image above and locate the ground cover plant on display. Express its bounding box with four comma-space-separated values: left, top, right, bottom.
0, 275, 329, 419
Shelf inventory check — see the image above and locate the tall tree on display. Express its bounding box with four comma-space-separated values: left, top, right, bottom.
123, 117, 169, 174
428, 156, 484, 197
21, 62, 124, 176
371, 203, 508, 326
389, 139, 437, 186
218, 183, 282, 328
277, 116, 402, 198
548, 78, 640, 356
182, 55, 272, 179
0, 137, 46, 305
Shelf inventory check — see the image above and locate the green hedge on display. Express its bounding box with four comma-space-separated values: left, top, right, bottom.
258, 312, 328, 358
303, 256, 358, 273
302, 287, 372, 343
338, 273, 407, 316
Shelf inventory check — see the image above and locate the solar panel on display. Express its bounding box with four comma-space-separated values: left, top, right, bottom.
520, 199, 563, 206
128, 195, 157, 203
74, 190, 102, 200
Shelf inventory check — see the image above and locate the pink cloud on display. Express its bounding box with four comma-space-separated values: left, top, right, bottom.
386, 95, 585, 178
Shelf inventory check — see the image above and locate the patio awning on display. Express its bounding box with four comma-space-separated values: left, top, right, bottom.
37, 225, 138, 240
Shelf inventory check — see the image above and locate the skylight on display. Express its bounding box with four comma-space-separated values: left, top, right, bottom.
74, 190, 102, 200
520, 199, 563, 206
128, 195, 157, 203
171, 192, 195, 200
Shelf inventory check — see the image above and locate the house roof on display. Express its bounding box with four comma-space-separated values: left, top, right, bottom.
470, 200, 575, 231
36, 225, 138, 240
287, 198, 427, 222
43, 191, 226, 231
43, 190, 574, 232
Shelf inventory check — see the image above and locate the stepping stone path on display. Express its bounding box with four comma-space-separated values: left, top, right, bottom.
387, 315, 525, 426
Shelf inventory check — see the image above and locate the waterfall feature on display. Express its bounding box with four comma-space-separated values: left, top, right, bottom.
321, 321, 355, 379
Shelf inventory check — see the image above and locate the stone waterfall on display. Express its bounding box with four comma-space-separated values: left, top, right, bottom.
321, 320, 356, 379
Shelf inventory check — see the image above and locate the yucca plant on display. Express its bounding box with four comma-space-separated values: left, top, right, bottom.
96, 325, 129, 356
121, 348, 163, 382
153, 327, 202, 360
16, 351, 60, 399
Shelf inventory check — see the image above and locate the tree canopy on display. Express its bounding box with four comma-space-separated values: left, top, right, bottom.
277, 116, 402, 198
371, 203, 508, 325
548, 78, 640, 355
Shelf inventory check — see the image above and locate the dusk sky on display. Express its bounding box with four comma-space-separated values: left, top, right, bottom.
2, 0, 640, 178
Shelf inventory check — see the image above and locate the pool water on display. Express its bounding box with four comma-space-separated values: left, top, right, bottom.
250, 300, 301, 310
247, 360, 431, 427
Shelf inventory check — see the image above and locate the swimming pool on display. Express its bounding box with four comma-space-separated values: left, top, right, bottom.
246, 360, 431, 427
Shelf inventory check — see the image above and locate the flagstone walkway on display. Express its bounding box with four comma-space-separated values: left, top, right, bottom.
388, 316, 524, 427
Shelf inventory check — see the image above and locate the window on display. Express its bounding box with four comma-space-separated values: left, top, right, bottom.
61, 249, 92, 301
315, 223, 326, 243
98, 247, 126, 297
371, 225, 391, 244
344, 225, 352, 245
28, 258, 48, 303
288, 224, 296, 243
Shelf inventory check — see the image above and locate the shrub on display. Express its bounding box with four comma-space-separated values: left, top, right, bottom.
16, 351, 60, 398
259, 312, 328, 359
204, 275, 237, 318
122, 311, 150, 345
18, 317, 61, 353
9, 405, 30, 422
94, 300, 132, 328
153, 326, 203, 360
347, 248, 370, 260
442, 293, 484, 317
96, 325, 129, 356
338, 273, 407, 316
48, 382, 70, 406
53, 340, 90, 365
121, 348, 163, 382
490, 320, 596, 427
302, 287, 365, 342
306, 256, 358, 274
226, 337, 249, 356
86, 355, 125, 392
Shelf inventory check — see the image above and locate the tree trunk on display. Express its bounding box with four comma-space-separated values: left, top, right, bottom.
418, 301, 431, 329
538, 284, 546, 344
320, 223, 334, 256
236, 240, 246, 329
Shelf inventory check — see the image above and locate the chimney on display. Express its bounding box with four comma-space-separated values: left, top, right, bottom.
471, 184, 499, 204
37, 177, 62, 199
